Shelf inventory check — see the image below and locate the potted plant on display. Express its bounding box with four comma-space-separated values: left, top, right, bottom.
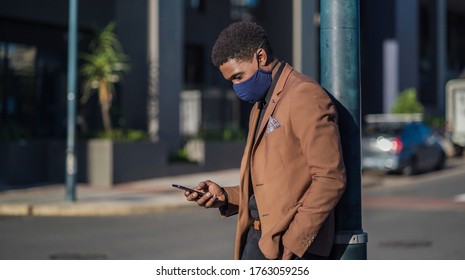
185, 125, 246, 171
79, 22, 166, 187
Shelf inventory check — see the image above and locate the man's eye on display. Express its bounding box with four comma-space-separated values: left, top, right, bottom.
230, 74, 244, 84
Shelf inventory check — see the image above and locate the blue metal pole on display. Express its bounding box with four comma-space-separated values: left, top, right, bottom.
66, 0, 78, 202
320, 0, 367, 259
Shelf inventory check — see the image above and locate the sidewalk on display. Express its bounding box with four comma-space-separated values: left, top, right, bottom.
0, 169, 240, 216
2, 160, 460, 217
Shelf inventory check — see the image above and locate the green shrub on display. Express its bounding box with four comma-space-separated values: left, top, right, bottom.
423, 115, 445, 132
95, 129, 149, 141
391, 88, 424, 114
168, 147, 196, 163
0, 125, 30, 141
198, 125, 246, 142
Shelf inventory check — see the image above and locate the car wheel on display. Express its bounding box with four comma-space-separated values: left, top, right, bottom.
453, 144, 464, 157
402, 157, 417, 176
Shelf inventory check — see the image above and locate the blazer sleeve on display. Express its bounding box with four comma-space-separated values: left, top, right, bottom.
282, 83, 346, 257
219, 185, 240, 217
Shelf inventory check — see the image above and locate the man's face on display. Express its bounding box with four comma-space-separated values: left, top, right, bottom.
219, 57, 258, 85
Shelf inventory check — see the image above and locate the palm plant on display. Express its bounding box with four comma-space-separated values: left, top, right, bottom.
80, 21, 129, 133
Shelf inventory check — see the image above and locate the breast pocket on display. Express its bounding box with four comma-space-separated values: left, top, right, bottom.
265, 116, 281, 135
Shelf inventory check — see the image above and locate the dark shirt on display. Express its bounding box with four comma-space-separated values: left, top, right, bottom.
248, 103, 266, 219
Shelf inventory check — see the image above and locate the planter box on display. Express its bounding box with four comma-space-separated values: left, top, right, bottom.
87, 139, 167, 187
0, 140, 89, 187
0, 141, 48, 186
0, 139, 241, 189
186, 139, 245, 171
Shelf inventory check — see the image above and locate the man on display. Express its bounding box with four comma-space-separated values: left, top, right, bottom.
185, 21, 346, 260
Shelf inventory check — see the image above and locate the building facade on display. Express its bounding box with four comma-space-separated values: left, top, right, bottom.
1, 0, 464, 183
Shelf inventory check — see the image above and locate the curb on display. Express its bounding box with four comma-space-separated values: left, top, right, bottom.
0, 199, 196, 217
0, 204, 32, 216
0, 193, 197, 217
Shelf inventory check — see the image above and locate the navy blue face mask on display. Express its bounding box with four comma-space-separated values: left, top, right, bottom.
232, 56, 272, 104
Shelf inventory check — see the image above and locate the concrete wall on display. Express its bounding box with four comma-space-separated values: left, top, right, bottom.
395, 0, 419, 94
115, 0, 149, 131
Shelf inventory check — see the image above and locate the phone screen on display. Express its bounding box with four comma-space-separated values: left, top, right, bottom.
171, 184, 204, 197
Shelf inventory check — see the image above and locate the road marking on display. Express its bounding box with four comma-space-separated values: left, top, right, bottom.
454, 193, 465, 202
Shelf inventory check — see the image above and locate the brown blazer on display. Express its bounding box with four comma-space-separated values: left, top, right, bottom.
223, 63, 346, 260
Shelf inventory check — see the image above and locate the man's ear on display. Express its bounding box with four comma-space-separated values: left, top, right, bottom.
257, 48, 268, 66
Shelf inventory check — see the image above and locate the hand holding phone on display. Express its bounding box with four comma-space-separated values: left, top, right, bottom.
175, 181, 226, 209
172, 184, 204, 197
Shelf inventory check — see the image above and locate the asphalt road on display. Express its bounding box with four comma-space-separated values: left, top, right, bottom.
363, 157, 465, 259
0, 208, 237, 260
1, 158, 464, 260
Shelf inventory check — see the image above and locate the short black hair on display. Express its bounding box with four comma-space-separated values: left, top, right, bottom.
211, 21, 274, 67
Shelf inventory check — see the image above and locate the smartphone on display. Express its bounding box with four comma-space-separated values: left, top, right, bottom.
172, 184, 204, 197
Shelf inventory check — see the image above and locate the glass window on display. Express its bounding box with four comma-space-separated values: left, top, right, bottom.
184, 44, 205, 87
0, 42, 37, 140
185, 0, 205, 12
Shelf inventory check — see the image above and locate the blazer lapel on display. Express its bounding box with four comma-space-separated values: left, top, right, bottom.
252, 63, 293, 151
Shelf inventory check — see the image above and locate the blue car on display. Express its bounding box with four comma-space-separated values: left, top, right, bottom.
362, 116, 446, 175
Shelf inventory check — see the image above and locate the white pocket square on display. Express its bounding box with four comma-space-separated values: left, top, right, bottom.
265, 116, 281, 135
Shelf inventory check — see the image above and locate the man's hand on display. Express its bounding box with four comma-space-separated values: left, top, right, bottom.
185, 180, 226, 208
